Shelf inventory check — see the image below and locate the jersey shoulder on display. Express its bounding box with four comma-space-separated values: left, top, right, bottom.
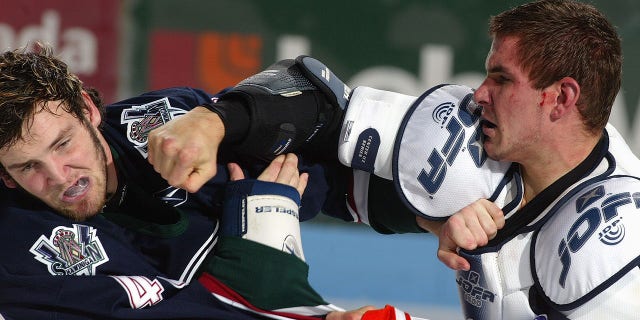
532, 175, 640, 310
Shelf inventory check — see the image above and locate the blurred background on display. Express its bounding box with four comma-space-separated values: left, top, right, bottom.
3, 1, 640, 319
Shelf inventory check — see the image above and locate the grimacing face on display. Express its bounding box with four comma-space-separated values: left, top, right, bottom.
0, 101, 110, 221
474, 35, 546, 164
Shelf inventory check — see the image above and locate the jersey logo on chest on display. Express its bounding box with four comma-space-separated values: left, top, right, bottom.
30, 224, 109, 276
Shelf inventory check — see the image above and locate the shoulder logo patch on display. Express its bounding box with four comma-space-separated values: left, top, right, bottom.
120, 97, 187, 157
30, 224, 109, 276
154, 186, 188, 207
431, 102, 455, 128
556, 186, 636, 287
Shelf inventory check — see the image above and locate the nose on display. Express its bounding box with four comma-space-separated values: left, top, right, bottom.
44, 160, 68, 186
474, 80, 490, 107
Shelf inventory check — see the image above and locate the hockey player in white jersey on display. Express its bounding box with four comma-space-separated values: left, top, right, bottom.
341, 1, 640, 317
339, 83, 640, 320
338, 1, 639, 318
146, 1, 640, 319
424, 1, 640, 318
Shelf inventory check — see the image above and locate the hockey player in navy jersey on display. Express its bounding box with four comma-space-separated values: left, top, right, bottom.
145, 1, 640, 319
0, 44, 432, 320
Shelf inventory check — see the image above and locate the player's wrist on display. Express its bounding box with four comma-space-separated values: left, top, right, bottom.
415, 216, 444, 235
200, 99, 249, 144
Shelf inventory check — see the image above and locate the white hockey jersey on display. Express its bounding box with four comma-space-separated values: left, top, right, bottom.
454, 124, 640, 319
342, 84, 640, 319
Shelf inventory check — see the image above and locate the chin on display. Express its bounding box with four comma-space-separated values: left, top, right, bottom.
57, 200, 104, 221
58, 208, 98, 222
484, 146, 505, 162
482, 143, 496, 158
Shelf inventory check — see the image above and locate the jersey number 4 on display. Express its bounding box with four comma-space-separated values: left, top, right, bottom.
112, 275, 165, 309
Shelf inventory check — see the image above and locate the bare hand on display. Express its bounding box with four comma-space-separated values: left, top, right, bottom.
147, 106, 224, 193
228, 153, 309, 197
436, 199, 504, 270
326, 306, 376, 320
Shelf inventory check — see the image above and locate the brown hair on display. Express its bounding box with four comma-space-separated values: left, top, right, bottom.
0, 44, 103, 149
490, 0, 622, 133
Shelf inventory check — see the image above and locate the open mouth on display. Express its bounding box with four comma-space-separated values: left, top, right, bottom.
481, 119, 497, 129
480, 120, 497, 141
63, 177, 90, 198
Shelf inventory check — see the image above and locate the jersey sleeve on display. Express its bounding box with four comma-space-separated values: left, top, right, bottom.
366, 174, 426, 234
304, 158, 424, 233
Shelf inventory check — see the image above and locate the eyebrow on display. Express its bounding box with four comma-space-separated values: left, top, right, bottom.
487, 65, 509, 75
4, 126, 74, 170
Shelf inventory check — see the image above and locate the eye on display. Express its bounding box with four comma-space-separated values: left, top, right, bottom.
494, 75, 509, 84
21, 162, 35, 173
57, 139, 71, 150
488, 73, 509, 85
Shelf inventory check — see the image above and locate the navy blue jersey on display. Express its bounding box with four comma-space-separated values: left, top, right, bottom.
0, 87, 340, 319
0, 193, 251, 319
102, 87, 343, 223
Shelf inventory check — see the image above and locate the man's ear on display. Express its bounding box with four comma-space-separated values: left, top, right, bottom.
550, 77, 580, 121
81, 90, 102, 127
0, 170, 17, 189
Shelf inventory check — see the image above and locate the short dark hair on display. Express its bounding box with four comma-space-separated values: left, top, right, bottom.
0, 43, 103, 149
490, 0, 622, 133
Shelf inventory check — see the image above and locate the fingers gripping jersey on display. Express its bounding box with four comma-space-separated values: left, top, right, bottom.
456, 126, 640, 320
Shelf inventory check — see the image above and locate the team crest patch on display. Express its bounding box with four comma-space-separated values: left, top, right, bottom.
30, 224, 109, 276
121, 97, 187, 157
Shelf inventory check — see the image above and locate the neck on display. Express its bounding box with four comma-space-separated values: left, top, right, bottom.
519, 132, 601, 201
99, 135, 118, 196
